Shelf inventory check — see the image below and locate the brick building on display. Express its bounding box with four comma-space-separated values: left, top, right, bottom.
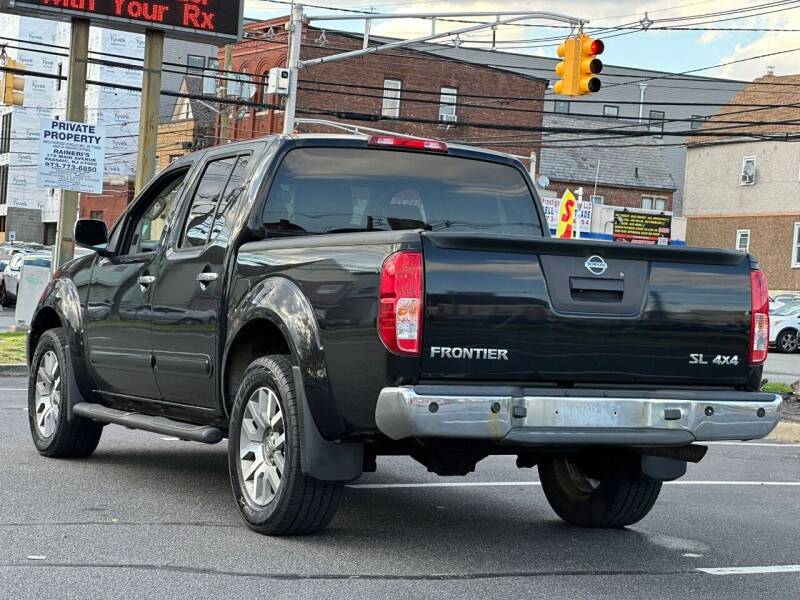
78, 177, 135, 229
539, 115, 676, 211
684, 73, 800, 292
219, 19, 546, 159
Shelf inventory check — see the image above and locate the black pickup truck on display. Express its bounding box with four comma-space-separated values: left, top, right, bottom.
27, 133, 781, 535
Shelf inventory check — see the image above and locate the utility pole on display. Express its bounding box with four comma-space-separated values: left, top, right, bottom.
219, 44, 232, 143
54, 18, 89, 268
134, 29, 164, 196
283, 3, 304, 135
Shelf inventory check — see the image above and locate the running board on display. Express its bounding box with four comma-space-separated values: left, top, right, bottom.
72, 402, 224, 444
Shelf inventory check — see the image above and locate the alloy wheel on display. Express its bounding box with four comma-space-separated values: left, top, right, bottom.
34, 350, 61, 438
781, 332, 798, 353
239, 386, 286, 506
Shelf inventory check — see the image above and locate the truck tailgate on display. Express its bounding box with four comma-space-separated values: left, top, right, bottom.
420, 233, 754, 387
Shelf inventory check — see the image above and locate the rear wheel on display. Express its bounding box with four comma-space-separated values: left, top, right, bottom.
539, 453, 662, 528
228, 355, 343, 536
28, 328, 103, 458
776, 329, 798, 354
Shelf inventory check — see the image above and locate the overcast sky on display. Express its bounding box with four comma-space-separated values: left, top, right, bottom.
243, 0, 800, 81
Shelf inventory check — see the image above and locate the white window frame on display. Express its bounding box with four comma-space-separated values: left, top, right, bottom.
648, 110, 665, 138
641, 195, 667, 211
590, 194, 604, 205
554, 100, 570, 114
381, 79, 402, 118
741, 156, 756, 186
792, 223, 800, 268
439, 86, 458, 123
603, 105, 619, 118
736, 229, 751, 254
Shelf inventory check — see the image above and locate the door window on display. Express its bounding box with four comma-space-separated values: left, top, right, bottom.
180, 157, 238, 248
127, 170, 189, 255
209, 155, 250, 246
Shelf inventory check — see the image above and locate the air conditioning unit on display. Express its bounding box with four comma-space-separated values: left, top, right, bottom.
440, 113, 458, 124
741, 160, 756, 185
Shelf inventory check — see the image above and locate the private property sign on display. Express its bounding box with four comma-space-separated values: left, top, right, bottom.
37, 118, 106, 194
0, 0, 243, 44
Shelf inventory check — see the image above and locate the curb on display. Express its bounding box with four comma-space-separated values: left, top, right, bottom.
0, 364, 27, 377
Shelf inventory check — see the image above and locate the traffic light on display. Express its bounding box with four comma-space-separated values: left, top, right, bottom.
1, 58, 25, 107
553, 34, 604, 97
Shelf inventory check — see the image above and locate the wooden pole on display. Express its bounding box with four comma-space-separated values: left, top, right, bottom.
134, 29, 164, 195
54, 17, 89, 268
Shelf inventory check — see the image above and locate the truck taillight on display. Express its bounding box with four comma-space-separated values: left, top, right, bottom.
378, 251, 423, 355
750, 270, 769, 365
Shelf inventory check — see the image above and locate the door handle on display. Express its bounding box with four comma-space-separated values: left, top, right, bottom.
196, 272, 218, 283
196, 271, 218, 289
137, 275, 156, 292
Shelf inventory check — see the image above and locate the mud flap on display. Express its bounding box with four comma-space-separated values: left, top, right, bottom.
292, 366, 363, 482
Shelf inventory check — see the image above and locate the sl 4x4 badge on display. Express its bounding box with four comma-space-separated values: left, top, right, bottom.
689, 354, 739, 366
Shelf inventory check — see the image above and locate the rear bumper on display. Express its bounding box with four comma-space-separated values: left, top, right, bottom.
375, 386, 782, 446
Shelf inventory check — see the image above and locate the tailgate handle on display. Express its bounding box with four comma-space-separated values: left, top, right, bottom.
569, 277, 624, 303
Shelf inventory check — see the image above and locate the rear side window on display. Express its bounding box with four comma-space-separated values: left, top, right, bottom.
181, 156, 237, 248
262, 148, 541, 237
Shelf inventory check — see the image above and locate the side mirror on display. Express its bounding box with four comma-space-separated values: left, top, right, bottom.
74, 219, 111, 256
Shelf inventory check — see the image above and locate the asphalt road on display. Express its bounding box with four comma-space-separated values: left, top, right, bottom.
764, 353, 800, 385
0, 306, 16, 332
1, 377, 799, 598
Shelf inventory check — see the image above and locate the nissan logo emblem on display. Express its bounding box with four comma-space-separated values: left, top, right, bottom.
584, 255, 608, 276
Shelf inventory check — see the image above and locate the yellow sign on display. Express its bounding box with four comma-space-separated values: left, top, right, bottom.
556, 189, 576, 239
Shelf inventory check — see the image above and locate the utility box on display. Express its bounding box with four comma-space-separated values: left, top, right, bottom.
266, 68, 291, 96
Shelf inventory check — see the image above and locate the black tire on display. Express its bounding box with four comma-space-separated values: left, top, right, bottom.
776, 329, 799, 354
228, 355, 343, 536
28, 328, 103, 458
539, 453, 662, 528
0, 284, 11, 308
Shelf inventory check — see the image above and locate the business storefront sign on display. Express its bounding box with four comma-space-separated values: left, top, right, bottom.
1, 0, 243, 44
541, 195, 593, 235
613, 211, 672, 245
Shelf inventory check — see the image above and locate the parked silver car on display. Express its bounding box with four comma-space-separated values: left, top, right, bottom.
0, 252, 52, 307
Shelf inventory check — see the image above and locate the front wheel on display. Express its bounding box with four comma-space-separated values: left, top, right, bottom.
776, 329, 799, 354
28, 328, 103, 458
228, 355, 343, 536
539, 453, 662, 528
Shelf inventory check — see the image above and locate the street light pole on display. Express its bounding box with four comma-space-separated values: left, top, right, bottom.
282, 3, 304, 136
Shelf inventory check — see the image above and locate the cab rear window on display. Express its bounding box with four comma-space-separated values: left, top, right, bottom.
262, 148, 542, 237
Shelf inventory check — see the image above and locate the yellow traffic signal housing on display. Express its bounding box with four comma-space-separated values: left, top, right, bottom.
2, 59, 25, 107
554, 34, 604, 97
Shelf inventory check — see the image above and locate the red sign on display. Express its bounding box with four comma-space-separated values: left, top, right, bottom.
1, 0, 242, 44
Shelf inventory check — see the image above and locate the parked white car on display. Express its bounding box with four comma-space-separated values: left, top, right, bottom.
770, 301, 800, 353
770, 294, 800, 312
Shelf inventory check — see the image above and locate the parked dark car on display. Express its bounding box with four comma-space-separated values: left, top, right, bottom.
27, 134, 781, 536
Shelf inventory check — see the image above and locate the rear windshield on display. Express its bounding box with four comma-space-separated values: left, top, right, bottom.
262, 147, 542, 237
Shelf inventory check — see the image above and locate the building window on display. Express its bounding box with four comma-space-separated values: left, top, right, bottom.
0, 112, 11, 154
648, 110, 665, 137
736, 229, 750, 253
641, 195, 667, 211
90, 210, 104, 221
590, 194, 604, 205
741, 156, 756, 185
554, 100, 570, 114
793, 223, 800, 268
603, 105, 619, 118
0, 164, 7, 205
187, 54, 205, 75
691, 114, 707, 130
381, 79, 401, 118
439, 87, 458, 123
0, 216, 5, 234
203, 57, 219, 96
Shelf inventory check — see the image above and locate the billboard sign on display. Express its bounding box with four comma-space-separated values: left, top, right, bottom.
37, 117, 106, 194
613, 211, 672, 245
0, 0, 243, 44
